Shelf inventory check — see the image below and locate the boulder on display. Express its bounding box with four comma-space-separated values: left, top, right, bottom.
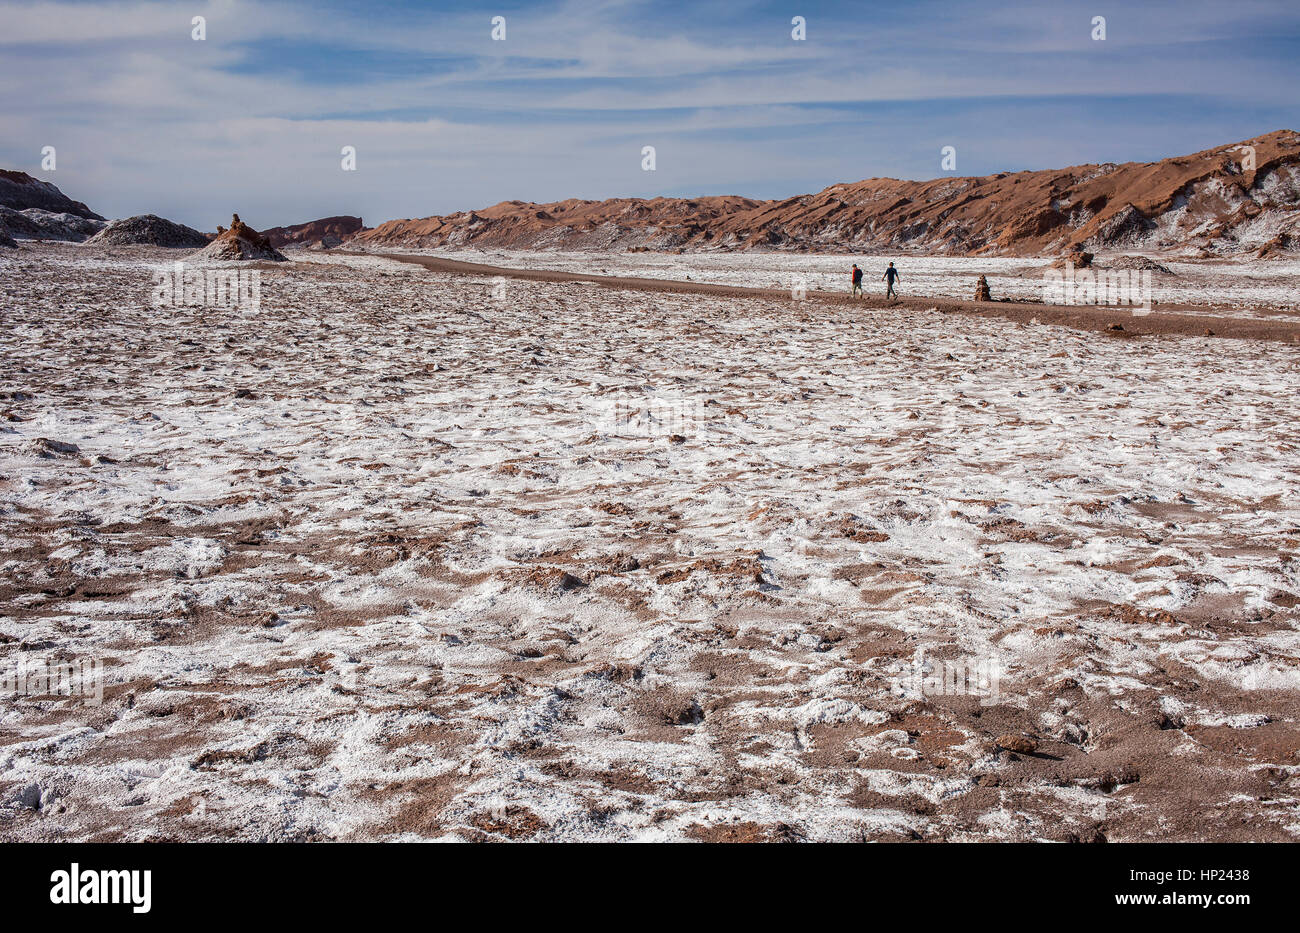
1050, 248, 1094, 269
995, 733, 1038, 754
27, 437, 81, 458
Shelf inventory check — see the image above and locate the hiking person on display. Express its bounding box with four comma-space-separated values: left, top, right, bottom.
882, 262, 900, 299
851, 263, 864, 298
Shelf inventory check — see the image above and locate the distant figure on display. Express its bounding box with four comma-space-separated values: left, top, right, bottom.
882, 262, 900, 299
851, 263, 864, 298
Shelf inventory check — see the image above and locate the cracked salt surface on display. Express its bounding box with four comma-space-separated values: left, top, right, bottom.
0, 243, 1298, 841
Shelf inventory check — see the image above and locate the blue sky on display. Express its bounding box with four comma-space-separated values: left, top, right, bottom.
1, 0, 1298, 230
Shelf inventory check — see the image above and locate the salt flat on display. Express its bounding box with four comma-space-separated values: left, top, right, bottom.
1, 244, 1298, 841
411, 246, 1300, 319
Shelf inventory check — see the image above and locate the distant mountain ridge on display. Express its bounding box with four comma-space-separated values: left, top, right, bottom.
6, 131, 1299, 257
351, 130, 1300, 257
262, 215, 366, 249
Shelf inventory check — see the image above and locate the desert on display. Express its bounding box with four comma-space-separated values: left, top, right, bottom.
2, 213, 1298, 839
2, 2, 1299, 856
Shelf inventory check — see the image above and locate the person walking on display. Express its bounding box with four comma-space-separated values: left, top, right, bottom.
851, 263, 864, 298
882, 262, 900, 299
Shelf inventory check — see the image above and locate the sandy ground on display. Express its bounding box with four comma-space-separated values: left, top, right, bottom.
2, 243, 1299, 842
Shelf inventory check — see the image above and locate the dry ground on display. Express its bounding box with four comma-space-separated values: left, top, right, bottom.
1, 243, 1298, 841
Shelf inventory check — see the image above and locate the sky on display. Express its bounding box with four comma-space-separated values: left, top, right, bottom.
2, 0, 1298, 231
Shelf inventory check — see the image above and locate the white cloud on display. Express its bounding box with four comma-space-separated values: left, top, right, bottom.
0, 0, 1295, 228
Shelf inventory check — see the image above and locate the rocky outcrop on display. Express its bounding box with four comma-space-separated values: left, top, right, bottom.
1256, 229, 1299, 259
1050, 247, 1094, 269
0, 205, 106, 242
974, 275, 992, 301
189, 214, 287, 262
351, 130, 1300, 257
0, 170, 103, 219
262, 215, 365, 249
86, 214, 210, 248
1109, 255, 1173, 274
1089, 203, 1153, 248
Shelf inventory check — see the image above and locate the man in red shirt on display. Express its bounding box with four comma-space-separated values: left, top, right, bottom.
851, 264, 864, 298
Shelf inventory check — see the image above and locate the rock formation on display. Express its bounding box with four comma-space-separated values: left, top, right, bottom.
0, 170, 106, 243
1257, 232, 1297, 259
86, 214, 210, 248
0, 170, 103, 219
1109, 255, 1173, 274
0, 206, 106, 242
189, 214, 287, 262
974, 275, 992, 301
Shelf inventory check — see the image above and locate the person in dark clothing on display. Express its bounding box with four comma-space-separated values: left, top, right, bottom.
882, 262, 900, 298
851, 264, 864, 298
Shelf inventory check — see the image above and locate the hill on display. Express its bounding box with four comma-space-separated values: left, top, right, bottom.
352, 131, 1300, 257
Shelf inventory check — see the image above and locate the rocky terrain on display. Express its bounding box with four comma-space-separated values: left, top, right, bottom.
353, 131, 1300, 258
0, 206, 106, 244
1, 243, 1296, 842
0, 171, 107, 246
0, 170, 102, 220
263, 216, 366, 250
86, 215, 209, 249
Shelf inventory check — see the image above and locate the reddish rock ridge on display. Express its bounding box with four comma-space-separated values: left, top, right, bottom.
262, 215, 366, 249
352, 130, 1300, 257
